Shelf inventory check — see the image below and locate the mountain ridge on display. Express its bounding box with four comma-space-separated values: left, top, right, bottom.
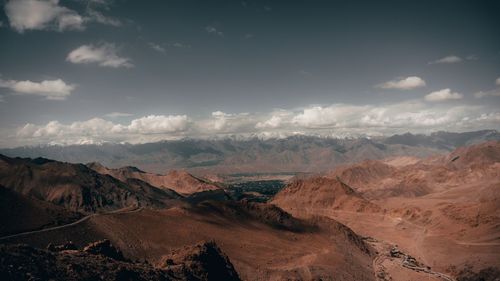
2, 130, 498, 174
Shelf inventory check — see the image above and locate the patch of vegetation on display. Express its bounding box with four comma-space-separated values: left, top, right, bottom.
226, 180, 286, 203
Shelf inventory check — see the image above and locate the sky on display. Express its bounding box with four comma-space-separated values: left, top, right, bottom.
0, 0, 499, 147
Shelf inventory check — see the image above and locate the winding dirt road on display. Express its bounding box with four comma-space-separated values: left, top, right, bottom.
0, 207, 143, 241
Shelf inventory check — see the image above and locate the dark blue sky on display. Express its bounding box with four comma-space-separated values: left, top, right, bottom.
0, 0, 499, 147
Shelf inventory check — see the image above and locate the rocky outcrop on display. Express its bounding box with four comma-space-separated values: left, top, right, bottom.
0, 240, 241, 281
83, 239, 127, 262
158, 241, 240, 281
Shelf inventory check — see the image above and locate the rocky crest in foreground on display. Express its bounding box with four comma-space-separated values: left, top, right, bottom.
0, 240, 240, 281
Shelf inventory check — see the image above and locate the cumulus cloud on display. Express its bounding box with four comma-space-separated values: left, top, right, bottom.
206, 111, 255, 133
15, 115, 190, 145
376, 76, 426, 90
4, 0, 122, 32
127, 115, 189, 134
86, 9, 121, 27
288, 102, 492, 134
67, 43, 133, 68
206, 26, 223, 36
292, 104, 371, 128
7, 102, 500, 146
425, 89, 463, 102
429, 55, 462, 64
0, 78, 75, 100
5, 0, 84, 32
256, 116, 282, 129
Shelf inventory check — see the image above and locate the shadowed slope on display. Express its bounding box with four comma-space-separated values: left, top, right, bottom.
4, 200, 375, 281
0, 185, 82, 236
0, 155, 180, 213
0, 240, 241, 281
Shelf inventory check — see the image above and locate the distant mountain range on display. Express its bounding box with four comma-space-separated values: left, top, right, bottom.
1, 130, 498, 174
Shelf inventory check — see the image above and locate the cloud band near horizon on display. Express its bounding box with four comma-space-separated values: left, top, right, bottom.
2, 100, 499, 147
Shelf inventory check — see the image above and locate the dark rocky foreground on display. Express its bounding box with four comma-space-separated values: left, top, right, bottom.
0, 240, 240, 281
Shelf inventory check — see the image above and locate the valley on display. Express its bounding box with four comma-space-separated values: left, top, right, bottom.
0, 134, 499, 280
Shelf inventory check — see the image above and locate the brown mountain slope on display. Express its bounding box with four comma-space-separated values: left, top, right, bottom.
271, 177, 382, 218
330, 160, 396, 188
4, 201, 376, 281
87, 162, 221, 195
309, 141, 500, 278
0, 155, 180, 213
0, 240, 240, 281
0, 185, 82, 236
327, 140, 500, 199
443, 140, 500, 167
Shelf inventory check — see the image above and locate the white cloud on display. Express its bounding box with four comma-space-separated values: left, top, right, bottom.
105, 112, 133, 118
127, 115, 189, 134
148, 42, 165, 53
496, 77, 500, 86
256, 115, 282, 129
424, 89, 463, 102
4, 0, 121, 32
67, 43, 133, 68
377, 76, 426, 90
292, 105, 371, 128
206, 26, 223, 36
429, 55, 462, 64
86, 9, 121, 27
206, 111, 254, 133
0, 78, 75, 100
5, 0, 84, 32
15, 115, 190, 145
7, 102, 500, 146
288, 102, 489, 133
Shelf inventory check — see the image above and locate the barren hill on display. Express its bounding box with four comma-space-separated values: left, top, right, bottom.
0, 155, 180, 213
328, 140, 500, 199
3, 200, 375, 281
299, 141, 500, 278
88, 162, 221, 195
271, 177, 381, 218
